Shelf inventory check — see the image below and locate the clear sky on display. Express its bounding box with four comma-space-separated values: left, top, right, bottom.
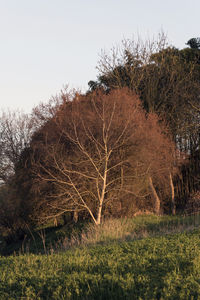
0, 0, 199, 112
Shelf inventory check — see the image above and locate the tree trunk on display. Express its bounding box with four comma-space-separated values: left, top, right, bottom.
149, 176, 160, 215
73, 210, 78, 223
62, 214, 68, 225
169, 173, 176, 215
96, 204, 103, 225
96, 156, 108, 225
54, 218, 58, 227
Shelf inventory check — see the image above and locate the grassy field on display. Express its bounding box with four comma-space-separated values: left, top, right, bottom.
1, 215, 200, 299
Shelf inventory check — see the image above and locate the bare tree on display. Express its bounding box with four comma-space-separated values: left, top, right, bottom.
90, 33, 200, 153
0, 110, 36, 183
28, 88, 178, 224
32, 89, 141, 224
91, 31, 169, 99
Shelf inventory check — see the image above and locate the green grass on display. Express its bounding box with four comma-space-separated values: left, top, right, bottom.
1, 214, 200, 299
1, 214, 200, 256
1, 229, 200, 299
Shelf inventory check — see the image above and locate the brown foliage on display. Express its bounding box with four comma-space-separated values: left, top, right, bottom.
24, 88, 178, 224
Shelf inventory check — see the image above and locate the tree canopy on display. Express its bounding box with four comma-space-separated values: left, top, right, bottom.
186, 37, 200, 49
13, 89, 177, 225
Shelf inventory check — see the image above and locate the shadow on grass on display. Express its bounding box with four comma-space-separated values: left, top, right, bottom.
1, 236, 198, 299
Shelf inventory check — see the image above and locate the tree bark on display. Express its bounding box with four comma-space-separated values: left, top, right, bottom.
62, 214, 67, 225
54, 218, 58, 227
96, 204, 103, 225
169, 173, 176, 215
73, 210, 78, 223
149, 176, 160, 215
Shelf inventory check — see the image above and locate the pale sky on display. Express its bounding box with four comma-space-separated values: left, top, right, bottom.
0, 0, 199, 112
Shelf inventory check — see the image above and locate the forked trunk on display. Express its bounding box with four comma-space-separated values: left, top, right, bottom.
149, 176, 160, 215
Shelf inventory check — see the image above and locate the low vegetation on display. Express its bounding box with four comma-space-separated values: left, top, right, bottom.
1, 215, 200, 299
1, 214, 200, 255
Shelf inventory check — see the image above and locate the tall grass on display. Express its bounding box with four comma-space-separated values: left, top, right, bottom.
58, 213, 200, 251
2, 213, 200, 256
